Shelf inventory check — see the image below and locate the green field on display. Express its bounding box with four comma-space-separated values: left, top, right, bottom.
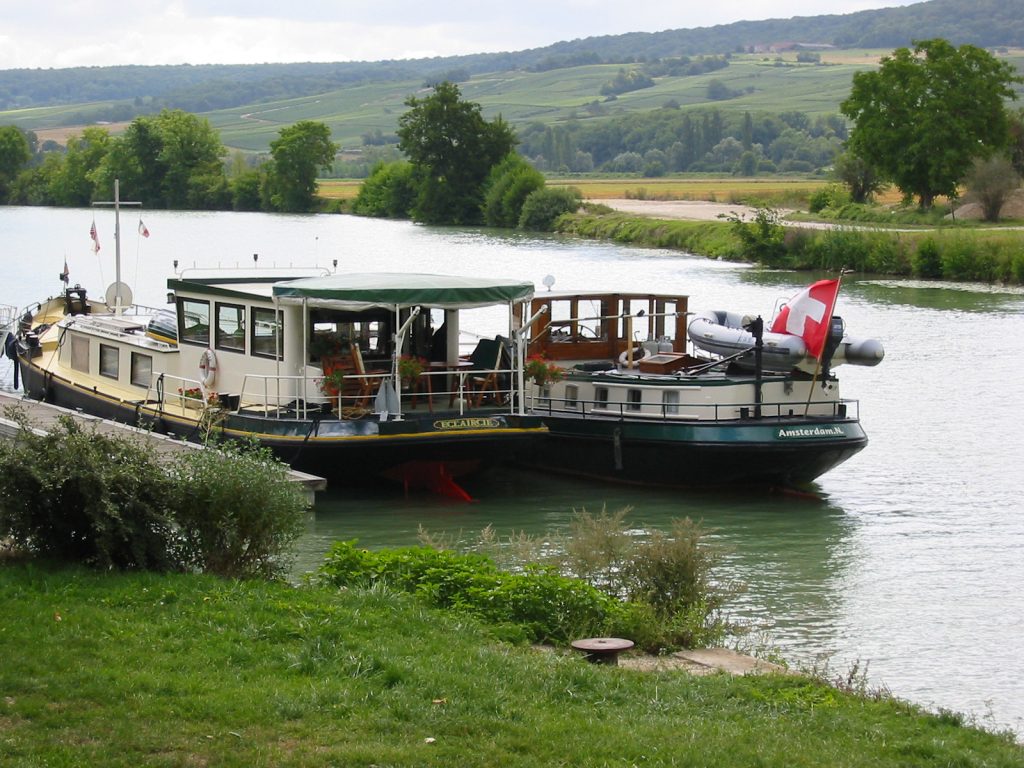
205, 55, 879, 151
3, 49, 1022, 154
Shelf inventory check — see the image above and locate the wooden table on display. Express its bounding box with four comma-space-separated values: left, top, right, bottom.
427, 360, 474, 407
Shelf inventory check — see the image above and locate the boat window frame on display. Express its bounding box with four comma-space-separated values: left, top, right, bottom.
662, 389, 680, 415
130, 352, 153, 388
70, 334, 89, 373
627, 388, 642, 412
99, 343, 119, 380
178, 297, 211, 347
215, 301, 246, 354
564, 384, 579, 410
251, 306, 284, 361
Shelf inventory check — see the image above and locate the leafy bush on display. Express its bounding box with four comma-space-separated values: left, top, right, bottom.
561, 508, 735, 649
0, 413, 177, 570
940, 237, 977, 281
518, 186, 582, 231
314, 541, 617, 644
482, 153, 545, 228
863, 234, 910, 274
808, 184, 849, 213
167, 440, 307, 579
351, 160, 415, 218
0, 410, 307, 578
317, 506, 737, 651
726, 207, 787, 265
912, 238, 943, 278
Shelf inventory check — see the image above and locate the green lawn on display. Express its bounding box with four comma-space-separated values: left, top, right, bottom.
1, 562, 1020, 767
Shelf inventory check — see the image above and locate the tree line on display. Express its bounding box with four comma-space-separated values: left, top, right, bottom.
517, 108, 847, 176
0, 111, 337, 213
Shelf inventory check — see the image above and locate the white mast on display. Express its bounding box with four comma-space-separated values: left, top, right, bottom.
93, 179, 141, 315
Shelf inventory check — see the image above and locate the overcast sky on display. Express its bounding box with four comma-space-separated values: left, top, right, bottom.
0, 1, 922, 70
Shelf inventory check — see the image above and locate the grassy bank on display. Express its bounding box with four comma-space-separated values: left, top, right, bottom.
2, 563, 1021, 767
558, 211, 1024, 284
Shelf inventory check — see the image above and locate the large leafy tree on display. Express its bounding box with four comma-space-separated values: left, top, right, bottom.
154, 110, 226, 209
94, 110, 225, 208
50, 127, 111, 206
264, 120, 338, 212
95, 117, 167, 205
397, 81, 516, 224
0, 125, 31, 201
841, 39, 1021, 208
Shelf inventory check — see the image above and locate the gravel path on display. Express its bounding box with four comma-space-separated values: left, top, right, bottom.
597, 198, 790, 222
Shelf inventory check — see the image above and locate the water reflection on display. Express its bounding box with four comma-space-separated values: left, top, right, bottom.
852, 278, 1024, 313
295, 467, 857, 665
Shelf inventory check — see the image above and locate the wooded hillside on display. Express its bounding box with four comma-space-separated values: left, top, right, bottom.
2, 0, 1021, 115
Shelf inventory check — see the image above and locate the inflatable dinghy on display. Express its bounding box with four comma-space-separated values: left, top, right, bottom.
687, 310, 884, 372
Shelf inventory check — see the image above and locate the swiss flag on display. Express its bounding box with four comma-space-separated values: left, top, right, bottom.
770, 279, 840, 359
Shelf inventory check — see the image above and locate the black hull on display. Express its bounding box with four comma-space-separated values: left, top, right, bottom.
522, 413, 867, 488
16, 355, 544, 487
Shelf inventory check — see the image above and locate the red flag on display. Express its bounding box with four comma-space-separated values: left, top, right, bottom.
60, 258, 69, 283
770, 279, 840, 359
90, 222, 101, 253
138, 219, 150, 238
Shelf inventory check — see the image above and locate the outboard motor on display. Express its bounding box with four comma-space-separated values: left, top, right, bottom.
820, 315, 846, 380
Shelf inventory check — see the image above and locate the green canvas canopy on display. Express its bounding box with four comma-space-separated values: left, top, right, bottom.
272, 272, 534, 310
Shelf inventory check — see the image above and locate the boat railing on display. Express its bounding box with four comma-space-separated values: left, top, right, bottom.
148, 372, 220, 412
159, 363, 520, 421
394, 365, 516, 415
238, 373, 322, 419
527, 392, 859, 422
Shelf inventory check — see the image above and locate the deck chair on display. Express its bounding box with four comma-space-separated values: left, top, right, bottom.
466, 336, 508, 407
349, 344, 378, 408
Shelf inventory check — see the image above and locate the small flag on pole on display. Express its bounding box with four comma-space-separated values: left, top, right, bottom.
90, 222, 101, 253
60, 258, 69, 284
138, 219, 150, 238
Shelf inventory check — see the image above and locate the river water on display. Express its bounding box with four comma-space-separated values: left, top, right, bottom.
2, 205, 1023, 737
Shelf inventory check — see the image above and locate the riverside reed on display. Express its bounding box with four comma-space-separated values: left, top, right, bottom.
558, 209, 1024, 284
2, 563, 1022, 768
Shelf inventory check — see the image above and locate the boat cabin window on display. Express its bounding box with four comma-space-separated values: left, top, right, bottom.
307, 309, 391, 364
662, 390, 680, 415
131, 352, 152, 388
70, 335, 89, 373
178, 298, 210, 346
251, 307, 284, 360
564, 384, 579, 410
215, 303, 246, 353
627, 389, 642, 412
595, 386, 609, 407
621, 299, 653, 342
99, 344, 119, 379
548, 299, 576, 341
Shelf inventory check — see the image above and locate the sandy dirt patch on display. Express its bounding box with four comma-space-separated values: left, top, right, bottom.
596, 198, 792, 222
